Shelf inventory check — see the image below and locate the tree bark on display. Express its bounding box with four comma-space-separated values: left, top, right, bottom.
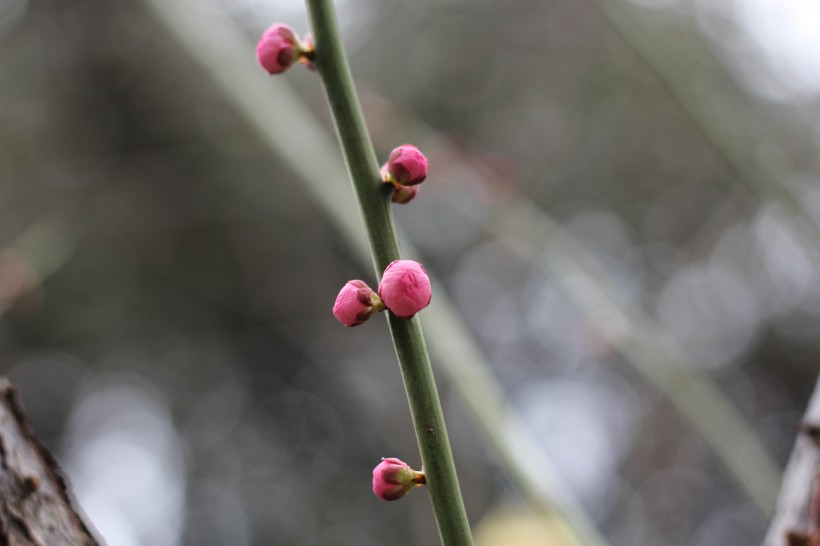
763, 375, 820, 546
0, 378, 101, 546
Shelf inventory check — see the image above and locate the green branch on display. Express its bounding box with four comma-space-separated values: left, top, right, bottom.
304, 1, 474, 544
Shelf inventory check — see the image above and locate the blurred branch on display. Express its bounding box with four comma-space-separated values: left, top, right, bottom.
589, 0, 820, 271
0, 220, 74, 316
763, 376, 820, 546
6, 220, 74, 279
140, 1, 610, 546
0, 378, 102, 545
489, 188, 781, 515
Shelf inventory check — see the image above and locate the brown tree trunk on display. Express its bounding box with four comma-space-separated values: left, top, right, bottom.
0, 379, 102, 546
763, 376, 820, 546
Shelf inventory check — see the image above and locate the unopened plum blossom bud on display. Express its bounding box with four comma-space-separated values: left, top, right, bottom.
378, 260, 432, 319
332, 280, 384, 327
391, 183, 419, 204
372, 457, 425, 501
386, 145, 428, 186
256, 23, 300, 75
381, 163, 420, 204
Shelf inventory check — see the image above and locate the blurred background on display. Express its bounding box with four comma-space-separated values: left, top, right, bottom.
1, 0, 819, 544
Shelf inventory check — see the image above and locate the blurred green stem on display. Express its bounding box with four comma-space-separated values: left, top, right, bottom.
304, 0, 473, 544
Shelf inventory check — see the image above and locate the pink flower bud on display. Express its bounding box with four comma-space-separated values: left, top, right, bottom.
332, 280, 384, 327
378, 260, 432, 319
256, 23, 300, 75
391, 184, 419, 204
381, 162, 420, 204
372, 457, 425, 501
386, 145, 428, 186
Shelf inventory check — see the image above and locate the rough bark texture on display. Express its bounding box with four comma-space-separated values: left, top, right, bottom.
0, 379, 101, 546
763, 376, 820, 546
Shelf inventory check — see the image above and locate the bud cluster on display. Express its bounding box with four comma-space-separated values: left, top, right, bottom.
381, 144, 428, 204
332, 260, 432, 327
